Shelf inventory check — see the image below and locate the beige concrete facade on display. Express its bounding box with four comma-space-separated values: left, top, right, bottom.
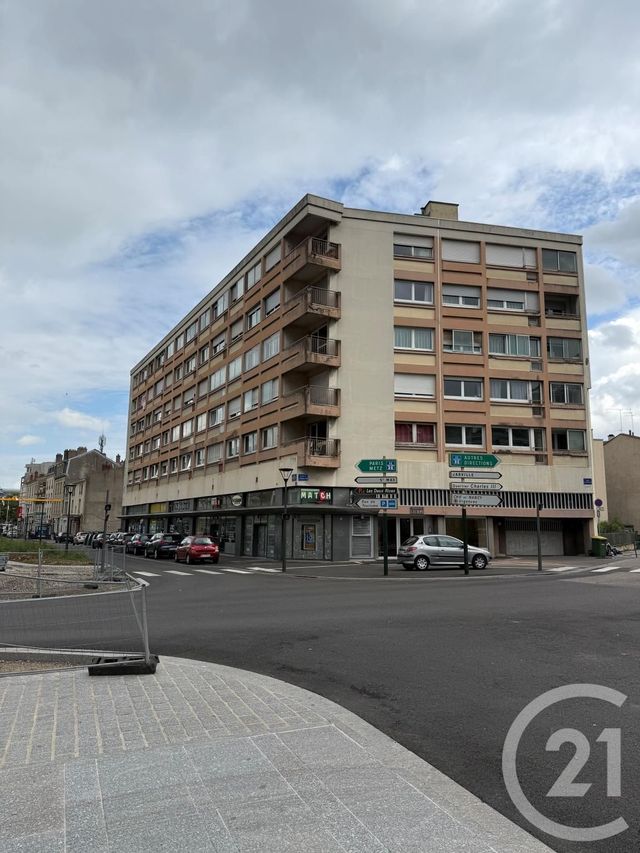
122, 195, 595, 558
603, 433, 640, 530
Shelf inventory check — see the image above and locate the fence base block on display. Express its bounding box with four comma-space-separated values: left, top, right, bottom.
88, 655, 159, 676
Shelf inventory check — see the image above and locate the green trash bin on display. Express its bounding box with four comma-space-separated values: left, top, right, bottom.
591, 536, 608, 558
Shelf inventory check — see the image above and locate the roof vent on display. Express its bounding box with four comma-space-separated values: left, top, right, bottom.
420, 200, 459, 221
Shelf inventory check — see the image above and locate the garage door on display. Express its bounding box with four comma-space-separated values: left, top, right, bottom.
504, 519, 563, 556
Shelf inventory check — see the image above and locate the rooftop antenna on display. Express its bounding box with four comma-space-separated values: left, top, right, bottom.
98, 433, 106, 454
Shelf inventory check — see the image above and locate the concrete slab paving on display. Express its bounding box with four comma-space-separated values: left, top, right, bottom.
0, 657, 553, 852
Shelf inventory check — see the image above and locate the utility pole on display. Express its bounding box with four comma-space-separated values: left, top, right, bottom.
100, 489, 110, 574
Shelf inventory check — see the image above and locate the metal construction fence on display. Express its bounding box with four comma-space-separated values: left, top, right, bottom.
603, 530, 637, 550
0, 558, 151, 666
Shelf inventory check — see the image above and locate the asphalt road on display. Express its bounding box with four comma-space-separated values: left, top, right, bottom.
9, 549, 640, 852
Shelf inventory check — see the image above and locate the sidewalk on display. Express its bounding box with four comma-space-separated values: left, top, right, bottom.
0, 657, 552, 852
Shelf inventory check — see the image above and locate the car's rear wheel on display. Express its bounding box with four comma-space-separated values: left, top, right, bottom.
186, 553, 192, 565
471, 554, 488, 570
415, 555, 430, 571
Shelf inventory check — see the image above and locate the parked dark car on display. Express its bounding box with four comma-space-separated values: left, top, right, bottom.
92, 533, 105, 549
55, 532, 74, 544
84, 532, 96, 547
175, 536, 219, 565
126, 534, 149, 555
144, 533, 183, 559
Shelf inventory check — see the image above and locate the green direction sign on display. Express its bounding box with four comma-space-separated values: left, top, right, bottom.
448, 453, 500, 468
356, 458, 397, 473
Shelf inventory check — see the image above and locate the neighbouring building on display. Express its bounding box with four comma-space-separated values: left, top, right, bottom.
603, 433, 640, 531
122, 194, 596, 559
19, 448, 124, 536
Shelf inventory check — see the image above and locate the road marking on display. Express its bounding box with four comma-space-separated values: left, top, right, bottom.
194, 569, 222, 575
165, 569, 192, 576
247, 566, 280, 573
132, 571, 161, 577
221, 568, 252, 574
630, 569, 640, 574
592, 566, 620, 573
546, 566, 580, 573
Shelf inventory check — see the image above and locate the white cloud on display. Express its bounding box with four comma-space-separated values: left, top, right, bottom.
2, 1, 640, 484
52, 408, 107, 432
16, 435, 42, 446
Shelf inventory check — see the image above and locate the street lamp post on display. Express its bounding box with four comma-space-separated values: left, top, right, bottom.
279, 467, 294, 573
64, 484, 76, 551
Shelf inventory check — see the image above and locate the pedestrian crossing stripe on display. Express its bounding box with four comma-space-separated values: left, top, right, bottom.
132, 571, 161, 577
165, 569, 191, 576
221, 568, 252, 574
194, 569, 222, 575
592, 566, 619, 573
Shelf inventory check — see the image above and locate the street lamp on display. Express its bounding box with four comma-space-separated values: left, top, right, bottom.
64, 484, 76, 551
279, 467, 294, 573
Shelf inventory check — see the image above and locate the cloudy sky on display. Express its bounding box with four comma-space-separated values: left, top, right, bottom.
1, 0, 640, 488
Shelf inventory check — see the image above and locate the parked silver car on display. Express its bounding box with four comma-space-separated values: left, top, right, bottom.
397, 535, 492, 571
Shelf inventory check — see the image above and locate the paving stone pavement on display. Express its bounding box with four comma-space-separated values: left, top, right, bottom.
0, 657, 552, 852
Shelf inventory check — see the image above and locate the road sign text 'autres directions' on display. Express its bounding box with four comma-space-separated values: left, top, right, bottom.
449, 453, 500, 468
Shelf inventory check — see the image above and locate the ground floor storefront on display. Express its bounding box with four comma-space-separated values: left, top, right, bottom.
121, 486, 594, 560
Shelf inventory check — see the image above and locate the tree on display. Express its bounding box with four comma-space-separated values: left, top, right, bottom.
598, 517, 625, 535
0, 494, 20, 525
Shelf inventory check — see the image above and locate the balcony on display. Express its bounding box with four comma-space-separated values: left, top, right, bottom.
282, 285, 341, 329
282, 237, 341, 282
281, 386, 341, 421
283, 436, 341, 468
281, 335, 341, 375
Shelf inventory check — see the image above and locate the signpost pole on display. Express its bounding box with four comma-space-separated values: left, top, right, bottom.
536, 502, 542, 572
382, 456, 389, 576
462, 506, 469, 576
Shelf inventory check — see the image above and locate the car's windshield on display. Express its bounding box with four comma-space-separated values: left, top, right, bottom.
193, 537, 213, 544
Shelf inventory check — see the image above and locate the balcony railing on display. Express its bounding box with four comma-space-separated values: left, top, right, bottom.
284, 285, 340, 311
281, 386, 341, 420
282, 236, 341, 281
284, 436, 341, 458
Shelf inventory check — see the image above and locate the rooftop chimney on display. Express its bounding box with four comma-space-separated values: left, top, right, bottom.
607, 434, 614, 440
420, 200, 459, 221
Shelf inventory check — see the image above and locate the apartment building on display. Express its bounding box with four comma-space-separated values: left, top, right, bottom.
122, 195, 595, 559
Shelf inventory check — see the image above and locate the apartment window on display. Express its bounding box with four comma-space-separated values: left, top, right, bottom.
174, 364, 183, 382
441, 239, 480, 263
394, 279, 434, 304
147, 385, 155, 403
195, 449, 205, 467
487, 288, 539, 312
152, 407, 162, 423
185, 355, 196, 374
230, 278, 243, 303
196, 413, 207, 432
395, 423, 436, 445
208, 404, 225, 427
547, 337, 582, 360
213, 291, 229, 319
486, 244, 537, 268
394, 326, 434, 351
246, 305, 261, 331
443, 377, 483, 400
492, 426, 545, 450
142, 466, 149, 480
182, 419, 193, 438
180, 453, 192, 471
198, 378, 208, 398
394, 373, 435, 398
166, 340, 175, 358
182, 387, 195, 406
206, 443, 223, 463
261, 378, 279, 404
165, 371, 173, 388
199, 308, 211, 331
442, 284, 481, 308
243, 431, 257, 454
211, 332, 226, 355
185, 322, 198, 343
161, 430, 170, 446
490, 379, 542, 403
443, 330, 482, 354
143, 439, 151, 453
163, 401, 172, 417
265, 244, 282, 271
393, 234, 433, 259
246, 262, 261, 289
228, 355, 242, 381
170, 457, 178, 473
542, 249, 577, 273
151, 435, 160, 450
262, 332, 280, 361
243, 388, 259, 412
244, 344, 260, 371
261, 425, 278, 449
154, 379, 163, 395
550, 382, 584, 405
445, 425, 484, 446
160, 461, 168, 476
228, 396, 241, 419
264, 289, 280, 316
489, 334, 541, 358
171, 425, 180, 442
149, 463, 159, 479
210, 366, 226, 391
230, 319, 243, 342
199, 344, 209, 365
226, 437, 240, 458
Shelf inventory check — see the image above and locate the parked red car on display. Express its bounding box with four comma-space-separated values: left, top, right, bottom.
174, 536, 219, 565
